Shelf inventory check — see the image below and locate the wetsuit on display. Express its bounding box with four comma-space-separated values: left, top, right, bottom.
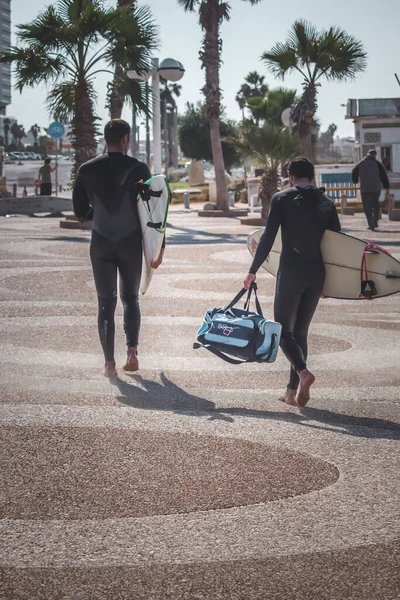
73, 153, 151, 362
250, 185, 341, 390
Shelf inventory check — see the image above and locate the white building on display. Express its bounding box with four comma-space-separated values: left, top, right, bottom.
0, 0, 11, 114
346, 98, 400, 173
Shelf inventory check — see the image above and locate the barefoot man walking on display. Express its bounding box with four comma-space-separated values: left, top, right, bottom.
73, 119, 164, 377
244, 157, 341, 406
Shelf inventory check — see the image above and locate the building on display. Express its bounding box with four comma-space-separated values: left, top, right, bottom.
0, 0, 12, 115
346, 98, 400, 172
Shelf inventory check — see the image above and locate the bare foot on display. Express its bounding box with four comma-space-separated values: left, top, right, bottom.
123, 347, 139, 372
279, 389, 297, 406
104, 360, 117, 378
296, 369, 315, 407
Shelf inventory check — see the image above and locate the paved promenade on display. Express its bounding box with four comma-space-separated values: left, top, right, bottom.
0, 208, 399, 599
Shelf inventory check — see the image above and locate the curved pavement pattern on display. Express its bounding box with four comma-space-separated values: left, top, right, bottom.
0, 210, 399, 599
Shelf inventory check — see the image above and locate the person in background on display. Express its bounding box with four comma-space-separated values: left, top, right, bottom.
352, 150, 390, 231
37, 157, 56, 196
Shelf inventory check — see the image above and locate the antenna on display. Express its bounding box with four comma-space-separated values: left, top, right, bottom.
395, 73, 400, 87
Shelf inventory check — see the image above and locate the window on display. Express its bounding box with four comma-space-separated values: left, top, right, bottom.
381, 146, 392, 172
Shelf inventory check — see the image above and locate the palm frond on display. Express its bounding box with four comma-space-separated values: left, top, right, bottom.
16, 6, 75, 50
176, 0, 201, 11
262, 43, 299, 79
241, 0, 263, 4
46, 81, 76, 122
316, 26, 367, 81
0, 46, 66, 92
107, 76, 151, 116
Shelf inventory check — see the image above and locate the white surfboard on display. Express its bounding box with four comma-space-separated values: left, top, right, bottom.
137, 174, 171, 295
247, 228, 400, 300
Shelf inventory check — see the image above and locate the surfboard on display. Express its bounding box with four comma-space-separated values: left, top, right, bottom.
137, 174, 171, 295
247, 228, 400, 300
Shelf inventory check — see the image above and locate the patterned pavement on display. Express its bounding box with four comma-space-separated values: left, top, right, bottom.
0, 208, 399, 599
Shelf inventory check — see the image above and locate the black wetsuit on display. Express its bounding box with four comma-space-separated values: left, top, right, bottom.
250, 185, 341, 390
73, 153, 151, 362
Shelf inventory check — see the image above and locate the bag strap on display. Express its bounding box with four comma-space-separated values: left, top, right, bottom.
224, 282, 263, 316
193, 342, 249, 365
244, 283, 264, 317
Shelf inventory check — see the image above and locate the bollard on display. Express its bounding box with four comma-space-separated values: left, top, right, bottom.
340, 193, 347, 209
228, 190, 235, 208
12, 183, 17, 197
183, 191, 190, 209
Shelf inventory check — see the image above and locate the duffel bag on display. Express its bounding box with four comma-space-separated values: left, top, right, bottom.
193, 283, 281, 364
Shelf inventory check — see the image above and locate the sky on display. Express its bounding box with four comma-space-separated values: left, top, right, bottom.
6, 0, 400, 139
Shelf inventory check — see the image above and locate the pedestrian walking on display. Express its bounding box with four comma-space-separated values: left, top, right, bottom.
243, 157, 341, 407
37, 157, 56, 196
352, 150, 390, 230
73, 119, 164, 378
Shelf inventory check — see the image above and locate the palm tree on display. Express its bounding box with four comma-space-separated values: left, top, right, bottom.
3, 118, 11, 149
246, 87, 297, 126
235, 70, 269, 119
262, 20, 367, 161
161, 78, 182, 169
30, 123, 41, 149
0, 0, 157, 175
227, 121, 299, 218
177, 0, 263, 211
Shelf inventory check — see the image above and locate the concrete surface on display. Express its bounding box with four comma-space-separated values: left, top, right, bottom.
0, 208, 399, 599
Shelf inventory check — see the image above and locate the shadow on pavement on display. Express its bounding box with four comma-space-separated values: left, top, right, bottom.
111, 372, 400, 439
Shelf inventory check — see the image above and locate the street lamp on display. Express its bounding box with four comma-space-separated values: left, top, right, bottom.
127, 57, 184, 173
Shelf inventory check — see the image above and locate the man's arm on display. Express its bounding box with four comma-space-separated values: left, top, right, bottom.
249, 195, 282, 275
378, 162, 390, 189
73, 169, 93, 220
328, 203, 341, 232
351, 163, 360, 184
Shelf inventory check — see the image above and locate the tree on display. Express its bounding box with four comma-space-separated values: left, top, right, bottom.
235, 70, 269, 119
107, 0, 157, 120
0, 0, 157, 176
177, 0, 263, 210
246, 87, 297, 126
226, 121, 299, 218
30, 123, 41, 149
10, 122, 26, 150
3, 118, 11, 149
317, 122, 338, 158
161, 78, 182, 169
262, 20, 367, 161
179, 102, 240, 173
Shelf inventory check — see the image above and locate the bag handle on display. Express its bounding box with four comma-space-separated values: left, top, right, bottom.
244, 283, 264, 317
224, 282, 263, 316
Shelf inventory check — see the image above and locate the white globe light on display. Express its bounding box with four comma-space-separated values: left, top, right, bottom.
158, 58, 185, 82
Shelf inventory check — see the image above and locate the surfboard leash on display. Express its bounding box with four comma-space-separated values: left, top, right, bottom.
359, 242, 390, 299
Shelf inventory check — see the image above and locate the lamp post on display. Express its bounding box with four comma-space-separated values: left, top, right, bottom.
127, 57, 184, 174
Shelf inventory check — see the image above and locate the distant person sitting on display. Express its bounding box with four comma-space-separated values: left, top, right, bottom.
352, 150, 390, 230
38, 157, 56, 196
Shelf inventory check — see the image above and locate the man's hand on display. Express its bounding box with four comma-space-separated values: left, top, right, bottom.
243, 273, 256, 290
151, 248, 164, 269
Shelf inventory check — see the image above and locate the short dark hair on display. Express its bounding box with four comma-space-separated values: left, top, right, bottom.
44, 157, 51, 164
104, 119, 131, 144
288, 156, 315, 180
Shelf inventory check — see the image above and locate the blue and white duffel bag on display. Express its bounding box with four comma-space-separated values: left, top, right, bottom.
193, 283, 281, 364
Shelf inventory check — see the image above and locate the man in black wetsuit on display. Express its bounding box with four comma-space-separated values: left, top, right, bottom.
244, 157, 341, 407
73, 119, 163, 377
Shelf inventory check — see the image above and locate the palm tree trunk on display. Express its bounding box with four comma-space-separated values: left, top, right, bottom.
109, 65, 125, 119
259, 167, 279, 219
71, 76, 97, 178
200, 0, 228, 211
108, 0, 136, 120
295, 84, 317, 163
